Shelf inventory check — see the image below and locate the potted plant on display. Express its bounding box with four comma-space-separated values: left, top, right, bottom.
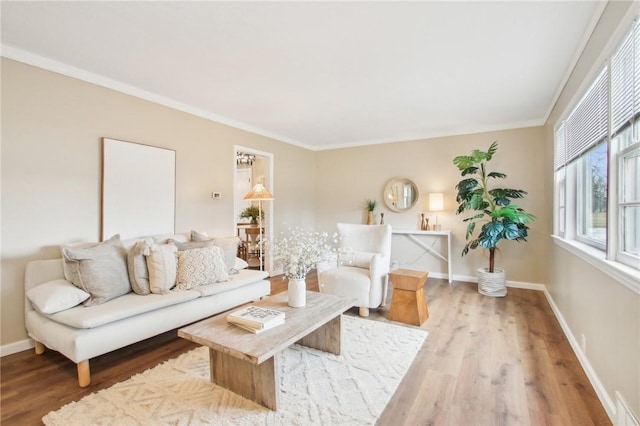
239, 205, 264, 225
364, 199, 377, 225
453, 141, 535, 297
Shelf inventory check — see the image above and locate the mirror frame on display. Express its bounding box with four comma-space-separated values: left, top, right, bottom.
383, 177, 420, 212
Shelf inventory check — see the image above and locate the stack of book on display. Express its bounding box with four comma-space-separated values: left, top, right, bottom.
226, 305, 285, 334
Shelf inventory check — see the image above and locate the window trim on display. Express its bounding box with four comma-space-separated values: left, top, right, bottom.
552, 236, 640, 295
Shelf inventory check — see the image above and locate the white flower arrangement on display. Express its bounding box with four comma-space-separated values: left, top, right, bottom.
269, 228, 337, 280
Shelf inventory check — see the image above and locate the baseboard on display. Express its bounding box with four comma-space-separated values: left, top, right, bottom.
1, 338, 34, 357
542, 288, 617, 423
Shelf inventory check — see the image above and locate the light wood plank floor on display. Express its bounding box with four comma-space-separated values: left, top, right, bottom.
1, 273, 610, 425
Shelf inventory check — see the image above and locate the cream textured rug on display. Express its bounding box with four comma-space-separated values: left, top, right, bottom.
43, 316, 427, 426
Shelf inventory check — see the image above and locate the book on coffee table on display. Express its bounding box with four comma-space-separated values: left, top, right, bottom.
230, 317, 285, 334
227, 306, 285, 332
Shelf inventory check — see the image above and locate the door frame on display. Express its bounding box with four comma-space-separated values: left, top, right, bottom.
233, 145, 274, 275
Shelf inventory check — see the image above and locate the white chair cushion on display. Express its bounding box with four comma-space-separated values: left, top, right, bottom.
318, 266, 371, 305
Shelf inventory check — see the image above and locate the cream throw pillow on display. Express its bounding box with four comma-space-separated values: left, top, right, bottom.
176, 246, 229, 290
147, 243, 178, 294
61, 234, 131, 306
127, 239, 152, 295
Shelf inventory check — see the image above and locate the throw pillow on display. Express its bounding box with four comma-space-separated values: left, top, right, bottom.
234, 257, 249, 270
175, 246, 229, 290
61, 234, 131, 306
168, 239, 216, 251
127, 239, 152, 295
27, 279, 90, 314
191, 231, 240, 273
146, 243, 178, 294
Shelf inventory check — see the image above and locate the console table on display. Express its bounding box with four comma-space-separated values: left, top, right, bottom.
391, 229, 452, 283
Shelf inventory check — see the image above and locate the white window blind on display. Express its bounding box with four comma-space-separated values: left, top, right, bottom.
554, 123, 566, 170
611, 19, 640, 136
565, 67, 609, 164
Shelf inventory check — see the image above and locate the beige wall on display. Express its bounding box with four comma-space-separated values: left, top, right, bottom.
315, 127, 549, 283
1, 58, 316, 346
544, 0, 640, 419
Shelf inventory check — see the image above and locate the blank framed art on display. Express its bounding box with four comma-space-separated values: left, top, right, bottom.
101, 138, 176, 240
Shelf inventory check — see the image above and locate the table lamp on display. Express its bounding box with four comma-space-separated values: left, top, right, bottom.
429, 193, 444, 231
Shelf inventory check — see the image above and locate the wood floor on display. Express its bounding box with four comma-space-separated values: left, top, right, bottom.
1, 272, 610, 425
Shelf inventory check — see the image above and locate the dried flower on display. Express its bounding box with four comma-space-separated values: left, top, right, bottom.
269, 228, 337, 279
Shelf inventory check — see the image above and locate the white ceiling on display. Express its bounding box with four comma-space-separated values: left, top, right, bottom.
1, 1, 603, 150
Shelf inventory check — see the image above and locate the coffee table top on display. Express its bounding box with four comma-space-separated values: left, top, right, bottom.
178, 291, 355, 365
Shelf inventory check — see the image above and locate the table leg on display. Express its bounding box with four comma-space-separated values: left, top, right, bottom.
297, 315, 342, 355
209, 348, 279, 410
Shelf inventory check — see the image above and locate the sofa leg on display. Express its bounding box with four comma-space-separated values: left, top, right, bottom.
359, 307, 369, 317
77, 360, 91, 388
34, 340, 45, 355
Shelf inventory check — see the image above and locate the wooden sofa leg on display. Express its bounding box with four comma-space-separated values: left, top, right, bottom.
34, 340, 46, 355
359, 307, 370, 317
77, 360, 91, 388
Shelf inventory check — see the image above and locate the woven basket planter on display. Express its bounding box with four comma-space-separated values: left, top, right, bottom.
477, 268, 507, 297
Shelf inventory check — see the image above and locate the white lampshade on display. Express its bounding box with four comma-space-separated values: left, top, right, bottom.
429, 193, 444, 212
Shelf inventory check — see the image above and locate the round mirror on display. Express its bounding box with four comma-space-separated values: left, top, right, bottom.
383, 178, 420, 212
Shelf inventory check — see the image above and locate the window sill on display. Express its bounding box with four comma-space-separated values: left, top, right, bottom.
551, 235, 640, 295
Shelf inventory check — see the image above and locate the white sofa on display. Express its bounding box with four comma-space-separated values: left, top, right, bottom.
24, 233, 271, 387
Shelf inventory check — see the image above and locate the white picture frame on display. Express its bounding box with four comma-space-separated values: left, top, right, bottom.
102, 138, 176, 240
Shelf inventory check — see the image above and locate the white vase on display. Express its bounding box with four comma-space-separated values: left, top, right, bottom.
477, 267, 507, 297
288, 278, 306, 307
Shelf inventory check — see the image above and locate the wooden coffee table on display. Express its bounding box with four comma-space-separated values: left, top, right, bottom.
178, 291, 355, 410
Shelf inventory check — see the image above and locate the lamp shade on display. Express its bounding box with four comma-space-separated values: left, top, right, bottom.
243, 183, 274, 201
429, 193, 444, 211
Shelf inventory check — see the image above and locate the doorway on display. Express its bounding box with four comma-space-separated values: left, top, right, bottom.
233, 146, 274, 275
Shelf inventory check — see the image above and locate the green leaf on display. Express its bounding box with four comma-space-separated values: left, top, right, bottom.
487, 141, 498, 159
465, 221, 476, 239
461, 166, 479, 176
455, 178, 478, 193
487, 172, 506, 179
453, 155, 476, 170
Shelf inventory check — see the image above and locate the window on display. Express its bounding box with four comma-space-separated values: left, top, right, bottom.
554, 18, 640, 273
577, 142, 607, 248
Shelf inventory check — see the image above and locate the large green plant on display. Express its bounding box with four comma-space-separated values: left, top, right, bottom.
453, 142, 535, 273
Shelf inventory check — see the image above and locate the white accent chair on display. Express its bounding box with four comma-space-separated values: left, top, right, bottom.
317, 223, 392, 317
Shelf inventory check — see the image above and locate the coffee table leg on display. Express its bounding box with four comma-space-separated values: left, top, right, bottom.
209, 348, 279, 410
298, 314, 342, 355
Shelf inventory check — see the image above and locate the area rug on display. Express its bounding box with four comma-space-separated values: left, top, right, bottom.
43, 316, 428, 426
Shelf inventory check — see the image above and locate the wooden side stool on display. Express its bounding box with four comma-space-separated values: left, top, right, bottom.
388, 269, 429, 326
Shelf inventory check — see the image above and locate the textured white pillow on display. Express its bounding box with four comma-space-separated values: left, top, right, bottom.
176, 246, 229, 290
146, 244, 178, 294
27, 279, 90, 314
191, 231, 239, 273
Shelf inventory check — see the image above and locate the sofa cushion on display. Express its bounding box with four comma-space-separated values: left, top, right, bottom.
147, 244, 177, 294
195, 269, 269, 297
27, 279, 90, 314
45, 290, 200, 329
175, 246, 229, 290
127, 239, 153, 295
61, 234, 131, 306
